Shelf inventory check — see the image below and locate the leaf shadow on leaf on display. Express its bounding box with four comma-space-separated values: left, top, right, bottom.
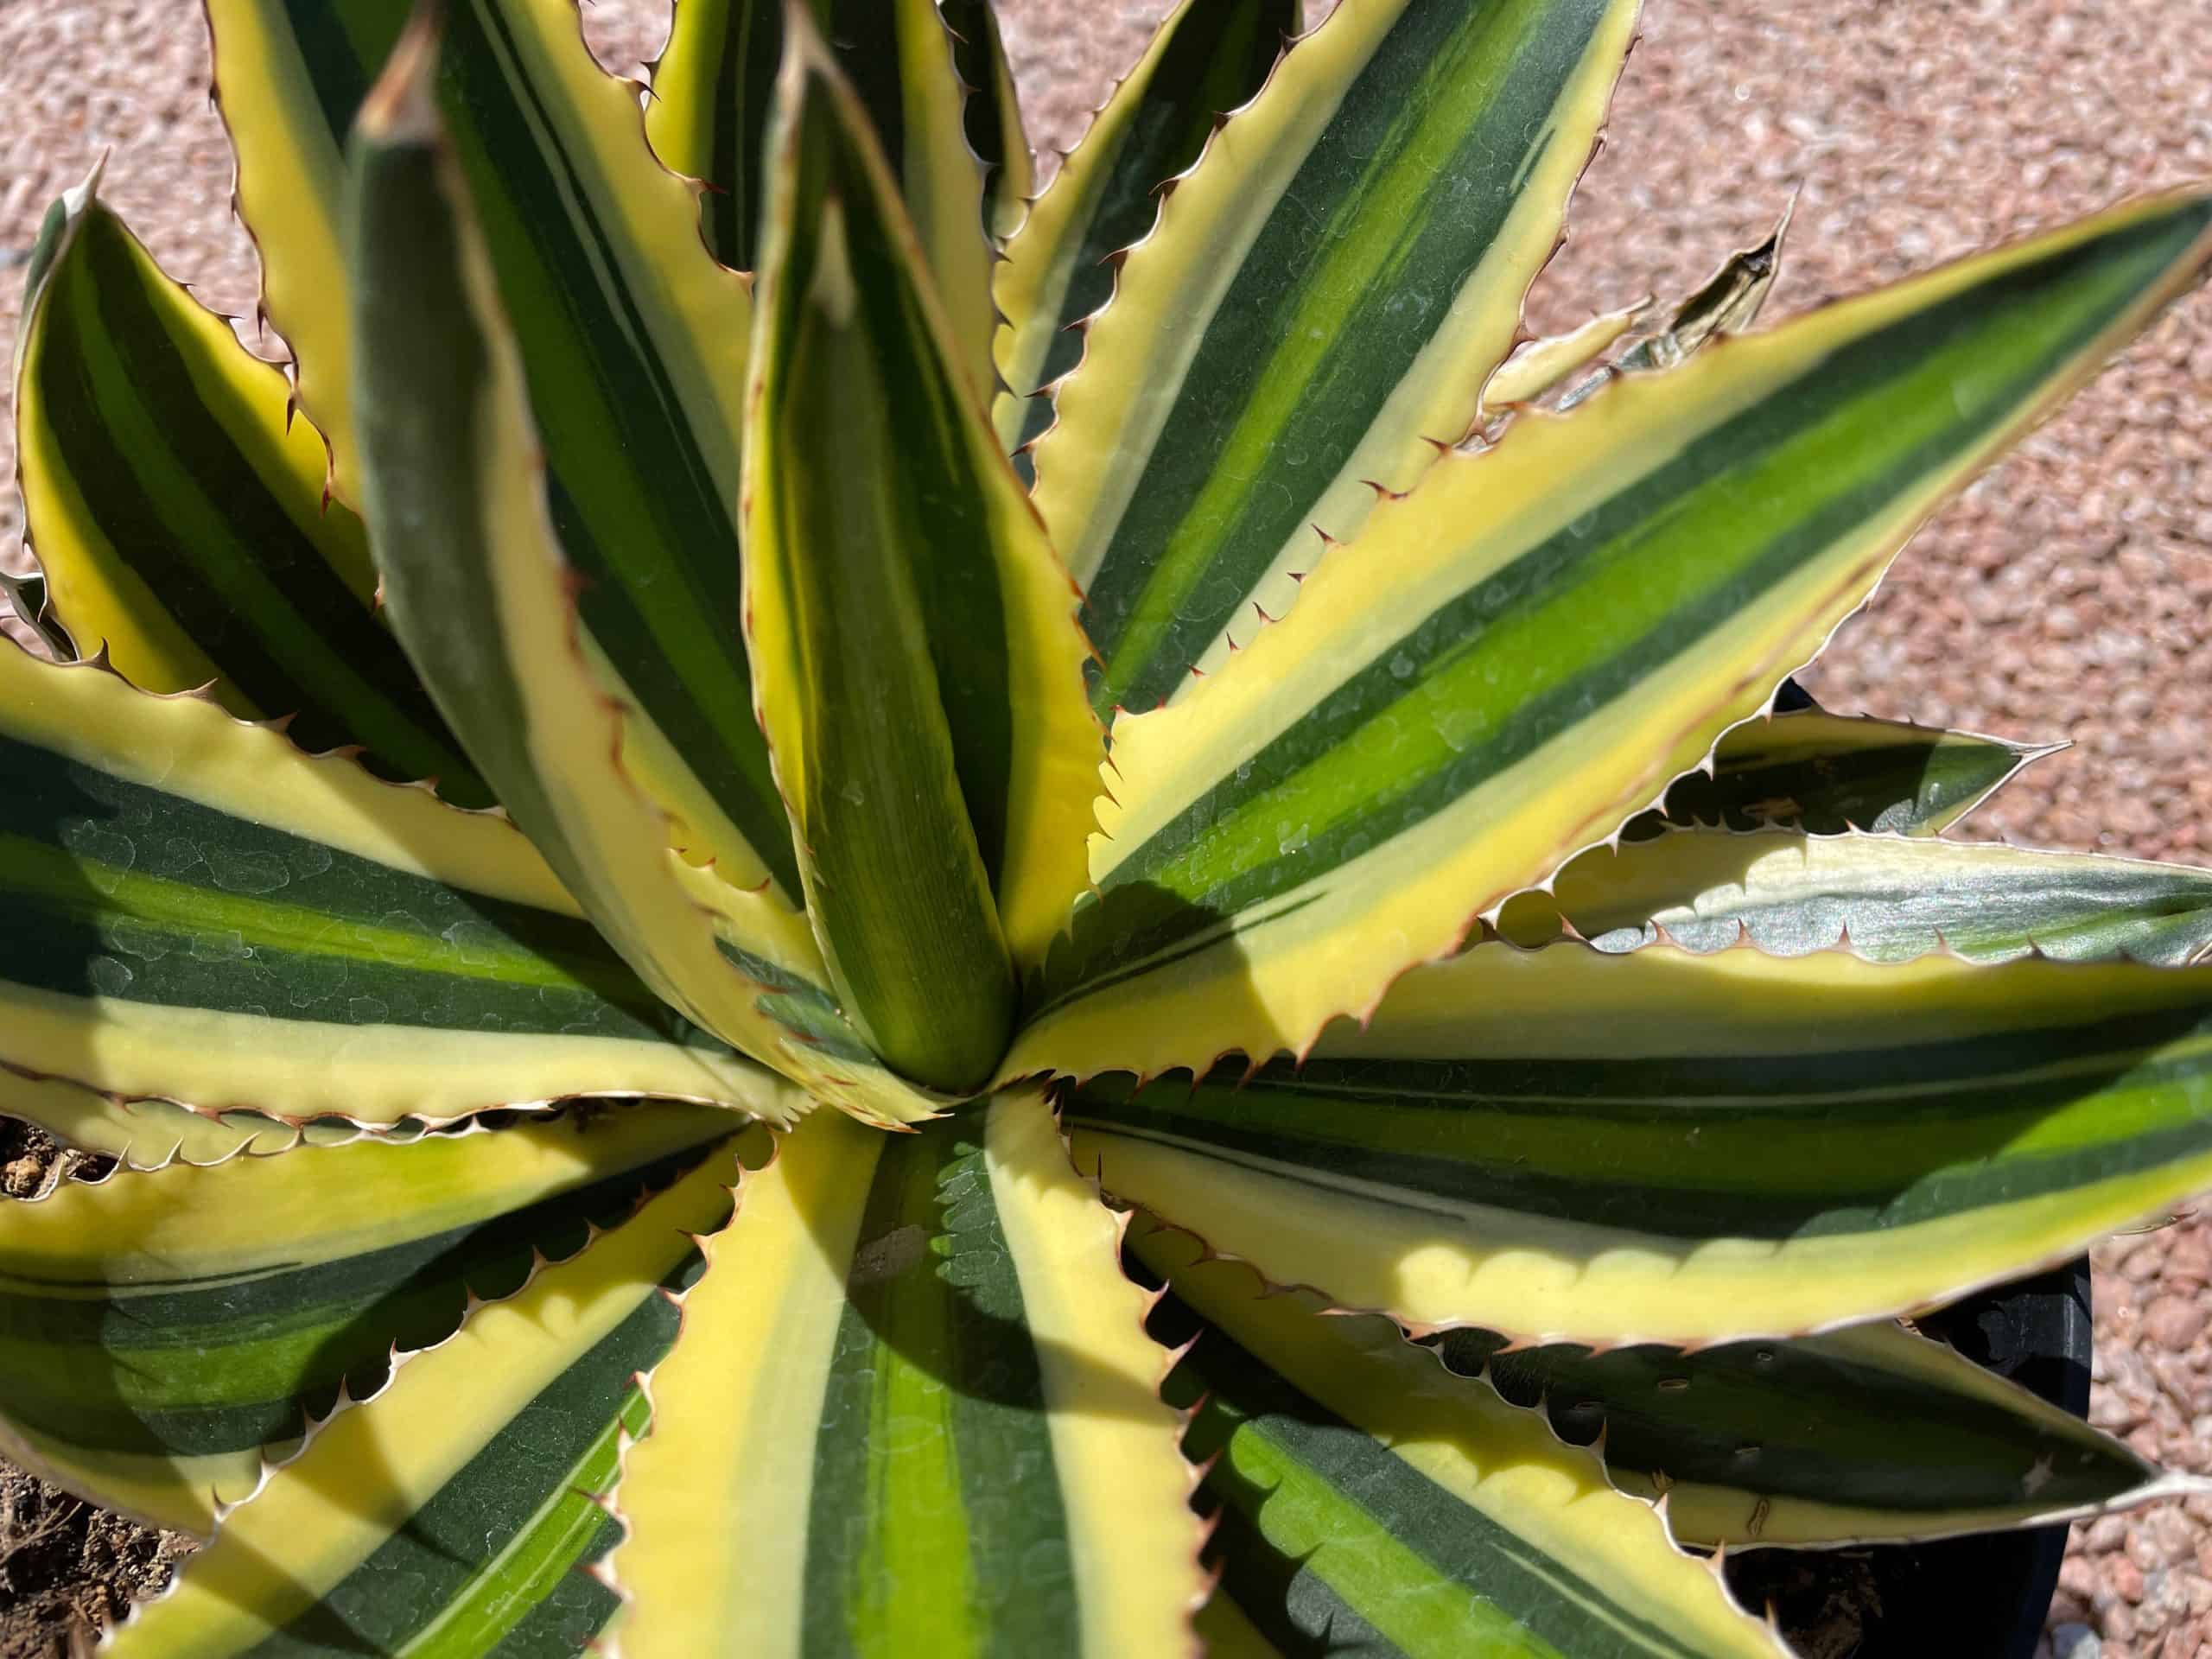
1, 1128, 689, 1470
1431, 1321, 2121, 1529
1132, 1261, 1376, 1659
789, 1120, 1168, 1424
1021, 875, 1262, 1049
142, 1166, 732, 1654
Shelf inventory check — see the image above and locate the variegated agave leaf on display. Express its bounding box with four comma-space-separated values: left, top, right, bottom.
2, 1, 2209, 1654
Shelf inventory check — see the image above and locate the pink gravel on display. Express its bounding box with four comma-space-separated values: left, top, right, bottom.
0, 1, 2209, 1654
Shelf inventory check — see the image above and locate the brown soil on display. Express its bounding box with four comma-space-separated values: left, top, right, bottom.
0, 1474, 192, 1659
1728, 1551, 1885, 1659
0, 1123, 185, 1659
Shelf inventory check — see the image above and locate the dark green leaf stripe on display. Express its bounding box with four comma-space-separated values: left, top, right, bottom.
828, 0, 1001, 379
760, 54, 1022, 890
1065, 994, 2212, 1243
938, 0, 1027, 242
1166, 1318, 1713, 1659
18, 199, 488, 804
652, 0, 997, 342
282, 0, 388, 156
346, 33, 921, 1119
441, 0, 794, 892
705, 0, 779, 266
1072, 0, 1625, 715
0, 1133, 723, 1467
648, 0, 781, 267
255, 0, 796, 893
233, 1313, 665, 1659
1039, 200, 2212, 1012
1436, 1320, 2157, 1539
0, 728, 721, 1048
747, 22, 1096, 1090
1557, 833, 2212, 964
607, 1100, 1200, 1656
814, 0, 907, 177
1624, 710, 2039, 840
99, 1155, 735, 1659
801, 1124, 1076, 1656
999, 0, 1292, 477
716, 940, 878, 1066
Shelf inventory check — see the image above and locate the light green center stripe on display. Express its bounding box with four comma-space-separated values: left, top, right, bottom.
1077, 0, 1622, 715
800, 1129, 1077, 1656
3, 836, 591, 993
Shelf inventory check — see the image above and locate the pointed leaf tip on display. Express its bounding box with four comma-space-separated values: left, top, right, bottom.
355, 0, 445, 146
747, 5, 1097, 1090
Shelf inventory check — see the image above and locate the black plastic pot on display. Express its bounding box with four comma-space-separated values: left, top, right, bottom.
1724, 1258, 2094, 1657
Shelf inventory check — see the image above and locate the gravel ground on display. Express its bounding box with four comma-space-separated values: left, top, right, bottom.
0, 0, 2209, 1654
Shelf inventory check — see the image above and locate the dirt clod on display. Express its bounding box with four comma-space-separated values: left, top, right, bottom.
0, 1470, 194, 1659
1725, 1550, 1884, 1659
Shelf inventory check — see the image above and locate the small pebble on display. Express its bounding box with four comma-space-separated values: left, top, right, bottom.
2111, 1555, 2146, 1605
2144, 1294, 2209, 1351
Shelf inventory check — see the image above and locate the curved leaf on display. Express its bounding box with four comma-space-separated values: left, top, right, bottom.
1482, 297, 1648, 410
1065, 940, 2212, 1344
1134, 1225, 1785, 1659
646, 0, 783, 267
13, 175, 487, 805
100, 1147, 737, 1658
743, 16, 1096, 1089
1610, 200, 1795, 378
1011, 190, 2212, 1090
940, 0, 1032, 247
649, 0, 1010, 307
346, 23, 938, 1127
1033, 0, 1639, 717
1528, 830, 2212, 963
991, 0, 1294, 462
609, 1097, 1205, 1656
1437, 1317, 2201, 1548
1516, 200, 1796, 419
0, 1104, 741, 1536
1494, 709, 2053, 942
1629, 709, 2044, 839
213, 0, 801, 914
0, 644, 800, 1129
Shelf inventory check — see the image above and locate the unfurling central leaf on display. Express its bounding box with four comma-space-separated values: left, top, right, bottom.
743, 15, 1097, 1095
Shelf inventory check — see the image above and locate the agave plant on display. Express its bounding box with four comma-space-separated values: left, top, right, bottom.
4, 0, 2212, 1651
